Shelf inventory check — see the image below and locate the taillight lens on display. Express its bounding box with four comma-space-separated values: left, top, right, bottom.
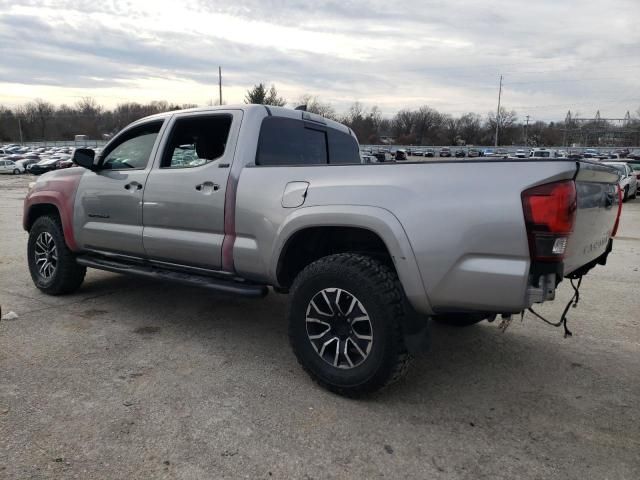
522, 180, 577, 262
611, 185, 623, 237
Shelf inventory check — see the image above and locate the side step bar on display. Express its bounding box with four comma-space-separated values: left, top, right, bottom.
76, 255, 268, 298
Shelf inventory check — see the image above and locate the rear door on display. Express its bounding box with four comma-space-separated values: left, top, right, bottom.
141, 110, 242, 270
73, 119, 166, 256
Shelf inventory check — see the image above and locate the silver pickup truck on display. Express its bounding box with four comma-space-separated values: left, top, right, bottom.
23, 105, 622, 396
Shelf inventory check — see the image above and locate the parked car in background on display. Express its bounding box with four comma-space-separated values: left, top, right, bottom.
515, 149, 528, 158
481, 148, 493, 157
603, 162, 637, 201
0, 159, 23, 174
454, 149, 466, 157
424, 148, 435, 157
439, 147, 452, 157
583, 148, 599, 159
530, 148, 553, 158
413, 149, 424, 156
27, 158, 59, 175
373, 152, 387, 162
625, 159, 640, 183
496, 148, 509, 158
468, 148, 480, 158
395, 149, 408, 161
15, 158, 40, 171
360, 154, 376, 164
56, 159, 75, 169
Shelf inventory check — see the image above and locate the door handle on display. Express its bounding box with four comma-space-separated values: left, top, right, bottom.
124, 182, 142, 191
195, 181, 220, 192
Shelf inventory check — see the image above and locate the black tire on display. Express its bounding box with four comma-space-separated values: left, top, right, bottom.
432, 314, 486, 327
28, 215, 86, 295
288, 253, 411, 397
13, 168, 20, 175
623, 186, 629, 202
630, 189, 637, 200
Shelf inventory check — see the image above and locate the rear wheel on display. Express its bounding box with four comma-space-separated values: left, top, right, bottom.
28, 215, 86, 295
288, 254, 411, 397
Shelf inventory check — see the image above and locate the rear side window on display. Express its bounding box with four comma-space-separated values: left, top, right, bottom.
256, 117, 327, 166
328, 129, 360, 164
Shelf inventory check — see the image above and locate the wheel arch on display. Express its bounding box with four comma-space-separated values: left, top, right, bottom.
271, 205, 433, 315
24, 193, 78, 251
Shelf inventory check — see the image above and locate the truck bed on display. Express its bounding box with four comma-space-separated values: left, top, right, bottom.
235, 158, 620, 314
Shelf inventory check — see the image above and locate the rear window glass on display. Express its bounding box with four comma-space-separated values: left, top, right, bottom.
328, 129, 360, 164
256, 117, 327, 166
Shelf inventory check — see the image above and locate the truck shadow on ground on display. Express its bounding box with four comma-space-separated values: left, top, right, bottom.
64, 272, 611, 408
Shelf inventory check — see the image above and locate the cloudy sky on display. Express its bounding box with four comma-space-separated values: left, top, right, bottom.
0, 0, 639, 120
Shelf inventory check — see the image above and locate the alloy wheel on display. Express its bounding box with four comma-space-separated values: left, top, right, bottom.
305, 288, 373, 369
34, 232, 58, 280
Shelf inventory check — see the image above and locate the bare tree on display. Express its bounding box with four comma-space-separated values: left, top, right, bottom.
298, 94, 337, 119
416, 106, 442, 144
441, 115, 461, 145
24, 99, 55, 140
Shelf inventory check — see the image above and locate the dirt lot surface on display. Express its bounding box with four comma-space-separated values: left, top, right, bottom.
1, 174, 639, 479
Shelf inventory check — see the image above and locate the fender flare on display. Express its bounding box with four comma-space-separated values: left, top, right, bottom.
270, 204, 433, 315
24, 191, 78, 251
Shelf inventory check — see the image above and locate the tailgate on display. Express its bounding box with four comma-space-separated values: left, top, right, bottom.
564, 161, 620, 275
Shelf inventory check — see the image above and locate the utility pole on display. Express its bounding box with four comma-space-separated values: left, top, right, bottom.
524, 115, 530, 146
494, 75, 503, 147
18, 118, 24, 145
218, 66, 222, 105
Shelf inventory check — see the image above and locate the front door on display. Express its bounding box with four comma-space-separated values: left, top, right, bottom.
73, 119, 166, 256
141, 111, 241, 270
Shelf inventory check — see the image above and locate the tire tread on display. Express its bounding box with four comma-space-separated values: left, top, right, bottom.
288, 253, 412, 397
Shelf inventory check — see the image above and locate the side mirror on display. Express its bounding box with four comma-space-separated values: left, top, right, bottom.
72, 148, 96, 170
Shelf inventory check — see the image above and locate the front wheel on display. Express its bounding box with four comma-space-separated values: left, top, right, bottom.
28, 215, 86, 295
13, 168, 20, 175
288, 254, 411, 397
623, 186, 629, 202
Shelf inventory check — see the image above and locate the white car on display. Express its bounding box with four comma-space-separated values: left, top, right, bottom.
515, 149, 528, 158
603, 162, 638, 201
529, 148, 553, 158
0, 159, 24, 174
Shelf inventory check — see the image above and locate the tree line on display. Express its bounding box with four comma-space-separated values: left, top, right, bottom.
1, 84, 639, 146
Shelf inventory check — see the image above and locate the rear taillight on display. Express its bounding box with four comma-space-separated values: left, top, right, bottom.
522, 180, 577, 262
611, 185, 623, 237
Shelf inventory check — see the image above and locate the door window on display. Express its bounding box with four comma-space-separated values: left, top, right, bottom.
101, 120, 163, 170
161, 115, 232, 168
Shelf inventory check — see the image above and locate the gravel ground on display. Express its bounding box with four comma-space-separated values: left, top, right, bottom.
1, 174, 639, 479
